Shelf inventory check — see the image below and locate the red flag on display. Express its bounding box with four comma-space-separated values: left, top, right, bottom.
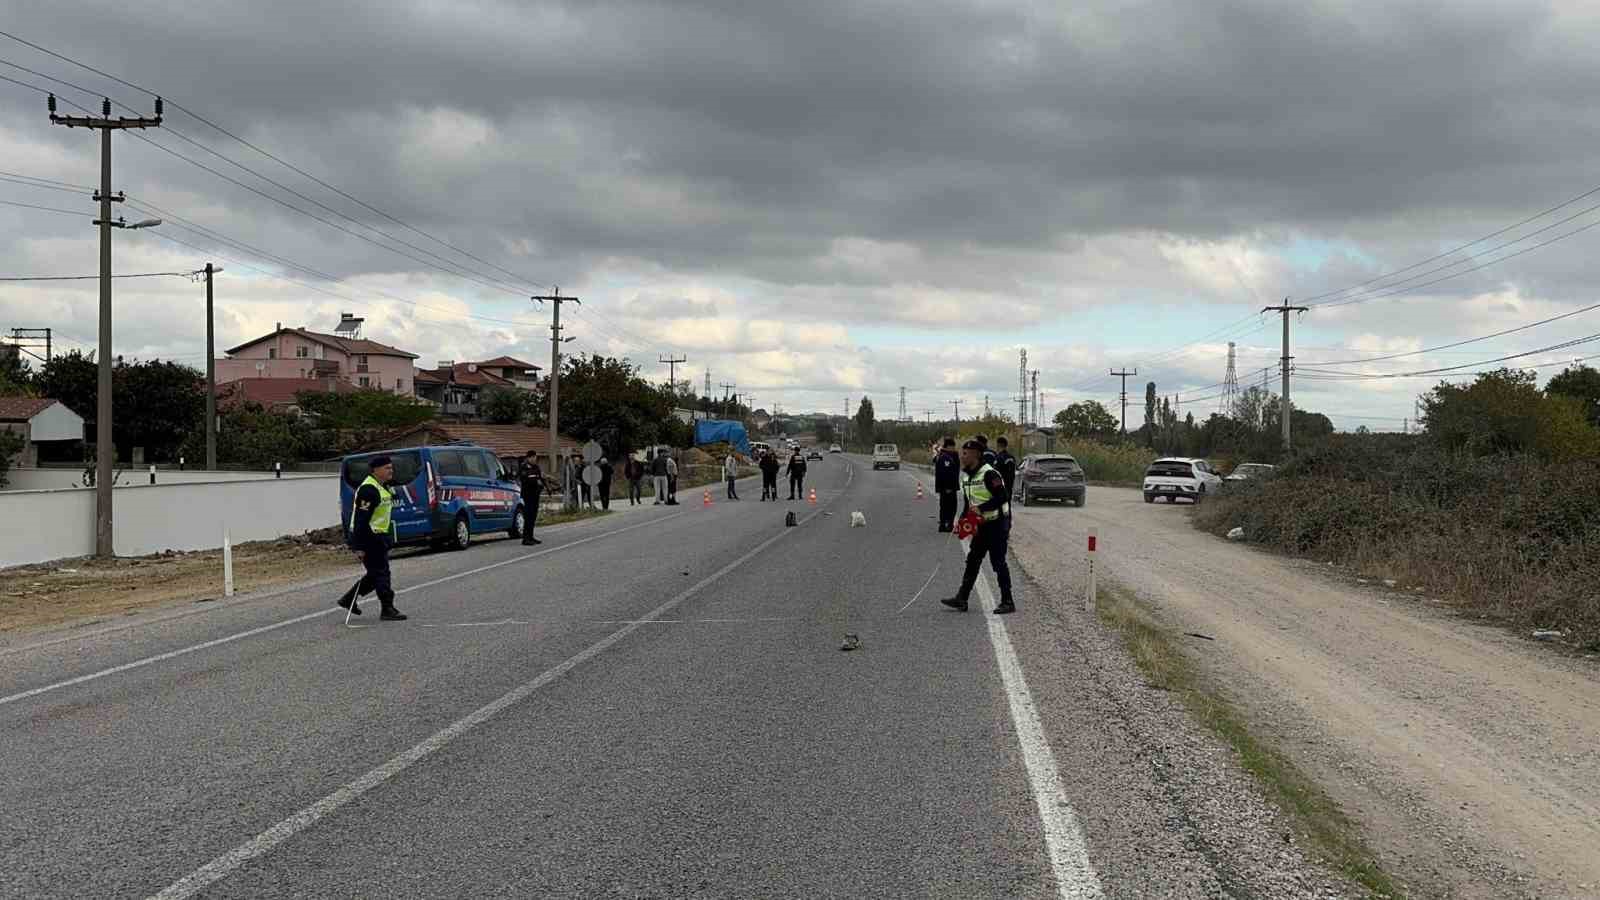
955, 510, 981, 540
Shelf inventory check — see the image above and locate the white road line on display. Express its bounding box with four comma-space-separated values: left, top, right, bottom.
147, 491, 842, 900
417, 620, 536, 628
0, 512, 687, 707
974, 572, 1105, 899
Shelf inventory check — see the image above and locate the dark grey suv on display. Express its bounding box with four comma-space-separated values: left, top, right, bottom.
1016, 454, 1087, 507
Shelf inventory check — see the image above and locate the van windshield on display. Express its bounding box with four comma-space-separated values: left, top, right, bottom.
343, 451, 423, 488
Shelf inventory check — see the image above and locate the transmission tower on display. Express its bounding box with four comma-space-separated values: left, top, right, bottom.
1029, 370, 1039, 428
1221, 342, 1239, 416
1017, 349, 1028, 425
704, 370, 712, 397
898, 386, 908, 423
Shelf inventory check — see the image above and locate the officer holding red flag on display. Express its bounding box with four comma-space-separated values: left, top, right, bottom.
941, 440, 1016, 615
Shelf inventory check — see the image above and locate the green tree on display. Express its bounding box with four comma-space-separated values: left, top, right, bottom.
1143, 382, 1157, 445
1547, 364, 1600, 427
0, 427, 24, 487
815, 420, 836, 445
1421, 368, 1600, 461
853, 397, 875, 446
31, 351, 97, 421
295, 388, 436, 430
181, 401, 313, 469
1053, 400, 1120, 439
32, 352, 203, 462
478, 385, 532, 425
530, 353, 676, 455
0, 348, 31, 395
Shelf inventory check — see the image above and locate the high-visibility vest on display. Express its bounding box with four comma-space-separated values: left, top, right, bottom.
962, 463, 1010, 522
351, 474, 394, 536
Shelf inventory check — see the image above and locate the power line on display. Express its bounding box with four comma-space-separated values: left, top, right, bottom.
0, 197, 91, 216
0, 271, 188, 281
1296, 333, 1600, 380
1300, 299, 1600, 367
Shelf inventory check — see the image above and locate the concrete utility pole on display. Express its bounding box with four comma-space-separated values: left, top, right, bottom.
1109, 368, 1138, 434
659, 354, 686, 393
49, 94, 163, 558
197, 264, 223, 469
1263, 300, 1309, 451
533, 288, 579, 499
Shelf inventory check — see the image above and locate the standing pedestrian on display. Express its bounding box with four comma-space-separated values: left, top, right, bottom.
625, 454, 645, 506
518, 449, 544, 546
336, 455, 408, 621
940, 440, 1016, 615
597, 454, 613, 511
785, 448, 807, 500
651, 448, 670, 505
759, 450, 780, 501
724, 452, 741, 500
974, 434, 998, 467
994, 436, 1018, 501
665, 453, 680, 504
934, 436, 960, 532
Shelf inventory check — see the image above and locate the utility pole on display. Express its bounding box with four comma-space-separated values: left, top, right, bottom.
49, 94, 163, 558
950, 398, 963, 423
704, 370, 712, 398
1018, 349, 1028, 425
7, 328, 53, 363
191, 264, 225, 469
1109, 368, 1138, 434
1263, 300, 1309, 451
533, 288, 579, 500
720, 382, 737, 417
659, 354, 686, 393
1029, 370, 1039, 428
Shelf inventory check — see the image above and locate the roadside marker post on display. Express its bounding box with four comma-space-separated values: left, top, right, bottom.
149, 465, 156, 485
223, 528, 235, 598
1085, 528, 1097, 613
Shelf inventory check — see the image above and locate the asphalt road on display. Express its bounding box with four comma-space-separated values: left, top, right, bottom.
0, 457, 1349, 899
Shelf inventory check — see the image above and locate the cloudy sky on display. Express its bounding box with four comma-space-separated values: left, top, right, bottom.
4, 0, 1600, 429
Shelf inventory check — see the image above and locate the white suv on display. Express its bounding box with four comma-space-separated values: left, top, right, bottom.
1143, 457, 1223, 503
872, 443, 901, 470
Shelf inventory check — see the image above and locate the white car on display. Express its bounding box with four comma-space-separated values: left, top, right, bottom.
828, 444, 843, 454
1142, 457, 1224, 503
1226, 462, 1277, 483
872, 443, 901, 470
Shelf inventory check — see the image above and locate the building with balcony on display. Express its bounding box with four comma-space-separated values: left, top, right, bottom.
215, 314, 419, 395
412, 360, 520, 418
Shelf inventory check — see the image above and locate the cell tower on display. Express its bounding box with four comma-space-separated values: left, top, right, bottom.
704, 370, 712, 397
1030, 370, 1039, 428
1017, 349, 1029, 425
1221, 342, 1239, 417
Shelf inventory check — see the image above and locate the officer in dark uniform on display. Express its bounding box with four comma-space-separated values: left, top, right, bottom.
941, 440, 1016, 615
975, 434, 998, 467
933, 436, 960, 532
518, 450, 544, 546
994, 436, 1018, 501
336, 455, 408, 621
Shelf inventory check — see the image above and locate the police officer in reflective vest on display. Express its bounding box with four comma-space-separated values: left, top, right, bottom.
941, 440, 1017, 614
336, 455, 408, 621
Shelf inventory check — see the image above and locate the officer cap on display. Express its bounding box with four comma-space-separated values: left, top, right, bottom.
961, 439, 983, 451
367, 454, 392, 469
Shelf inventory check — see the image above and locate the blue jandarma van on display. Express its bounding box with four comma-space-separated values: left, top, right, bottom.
340, 443, 527, 550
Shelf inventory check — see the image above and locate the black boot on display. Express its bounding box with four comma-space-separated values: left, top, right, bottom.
336, 583, 363, 616
939, 595, 969, 612
380, 604, 408, 621
992, 602, 1016, 615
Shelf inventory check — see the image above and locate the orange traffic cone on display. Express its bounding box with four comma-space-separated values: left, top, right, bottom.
915, 481, 925, 501
808, 487, 818, 505
702, 489, 713, 507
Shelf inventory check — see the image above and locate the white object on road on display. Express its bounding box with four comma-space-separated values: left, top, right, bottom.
850, 511, 866, 527
1226, 527, 1245, 541
222, 528, 234, 598
1532, 630, 1563, 641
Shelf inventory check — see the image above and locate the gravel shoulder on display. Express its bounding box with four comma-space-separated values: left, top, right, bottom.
1010, 487, 1600, 900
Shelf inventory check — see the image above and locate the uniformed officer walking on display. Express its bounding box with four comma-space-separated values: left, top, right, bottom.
518, 450, 544, 546
336, 455, 408, 621
933, 436, 960, 532
941, 440, 1017, 615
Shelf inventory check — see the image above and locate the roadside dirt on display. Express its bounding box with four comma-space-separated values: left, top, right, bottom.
0, 532, 354, 633
1011, 487, 1600, 900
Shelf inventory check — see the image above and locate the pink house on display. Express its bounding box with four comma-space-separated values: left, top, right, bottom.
216, 315, 419, 395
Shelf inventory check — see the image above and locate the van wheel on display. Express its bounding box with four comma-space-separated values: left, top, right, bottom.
509, 507, 525, 539
452, 513, 472, 550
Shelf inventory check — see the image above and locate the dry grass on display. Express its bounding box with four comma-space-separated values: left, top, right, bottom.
1096, 582, 1404, 898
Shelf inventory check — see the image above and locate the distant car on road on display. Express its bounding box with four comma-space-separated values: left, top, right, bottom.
872, 443, 901, 470
1142, 457, 1224, 504
807, 448, 823, 460
1225, 462, 1277, 483
1016, 454, 1087, 507
829, 444, 843, 454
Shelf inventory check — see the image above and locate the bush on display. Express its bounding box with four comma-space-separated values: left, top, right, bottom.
1059, 439, 1157, 485
0, 427, 24, 487
1196, 438, 1600, 648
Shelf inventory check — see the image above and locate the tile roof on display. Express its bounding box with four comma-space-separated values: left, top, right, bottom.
415, 363, 517, 388
0, 398, 61, 421
473, 356, 541, 372
216, 377, 356, 410
225, 327, 418, 359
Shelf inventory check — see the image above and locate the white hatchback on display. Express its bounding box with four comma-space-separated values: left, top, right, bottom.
1142, 457, 1223, 503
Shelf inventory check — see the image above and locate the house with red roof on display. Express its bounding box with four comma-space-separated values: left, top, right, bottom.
412, 358, 541, 418
214, 376, 356, 413
0, 398, 85, 469
215, 314, 419, 396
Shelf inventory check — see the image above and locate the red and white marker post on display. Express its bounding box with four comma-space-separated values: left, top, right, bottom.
1085, 528, 1097, 612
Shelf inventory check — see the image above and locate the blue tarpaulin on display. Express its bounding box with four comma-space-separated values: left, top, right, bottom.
693, 419, 752, 456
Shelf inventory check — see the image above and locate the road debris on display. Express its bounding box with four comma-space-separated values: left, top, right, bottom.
1532, 630, 1563, 641
1226, 527, 1245, 541
839, 633, 861, 651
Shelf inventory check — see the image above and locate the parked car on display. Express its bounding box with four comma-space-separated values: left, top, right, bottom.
1142, 457, 1224, 504
807, 448, 823, 460
1016, 454, 1087, 507
872, 443, 901, 470
1225, 462, 1277, 483
749, 441, 773, 459
829, 444, 843, 454
340, 443, 526, 551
